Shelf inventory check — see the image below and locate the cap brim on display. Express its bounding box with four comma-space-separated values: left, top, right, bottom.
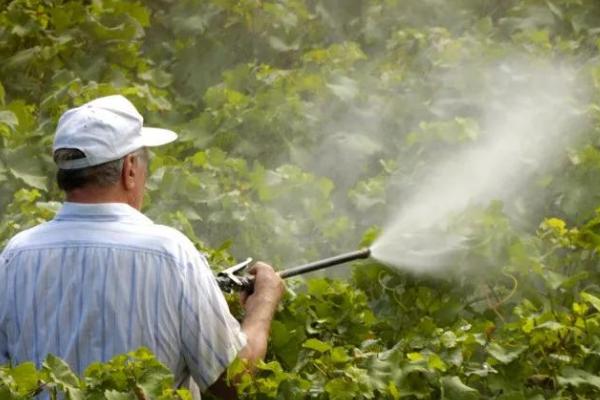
140, 127, 178, 147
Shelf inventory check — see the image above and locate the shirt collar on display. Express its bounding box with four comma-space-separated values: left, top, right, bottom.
54, 202, 154, 224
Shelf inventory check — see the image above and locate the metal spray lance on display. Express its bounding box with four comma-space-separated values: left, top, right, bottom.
216, 248, 372, 293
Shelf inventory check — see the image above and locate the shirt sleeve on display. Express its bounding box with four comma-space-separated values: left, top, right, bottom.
179, 252, 247, 391
0, 250, 9, 365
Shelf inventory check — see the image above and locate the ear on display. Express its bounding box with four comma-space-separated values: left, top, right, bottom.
121, 154, 137, 191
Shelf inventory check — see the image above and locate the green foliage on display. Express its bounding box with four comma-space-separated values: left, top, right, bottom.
229, 211, 600, 398
0, 348, 190, 399
4, 0, 600, 399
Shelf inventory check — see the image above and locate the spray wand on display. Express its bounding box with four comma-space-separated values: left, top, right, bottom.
216, 248, 371, 293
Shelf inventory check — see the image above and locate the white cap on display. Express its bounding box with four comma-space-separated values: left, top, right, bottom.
53, 95, 177, 169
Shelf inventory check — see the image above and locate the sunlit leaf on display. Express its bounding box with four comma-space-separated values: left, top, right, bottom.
487, 343, 528, 364
440, 376, 478, 400
303, 338, 332, 353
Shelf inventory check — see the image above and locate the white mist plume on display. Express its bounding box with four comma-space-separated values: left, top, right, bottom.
371, 59, 588, 273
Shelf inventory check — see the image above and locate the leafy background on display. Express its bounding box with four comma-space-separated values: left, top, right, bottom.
4, 0, 600, 398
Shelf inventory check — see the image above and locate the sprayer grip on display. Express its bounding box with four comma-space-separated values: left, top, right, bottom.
216, 274, 255, 293
238, 276, 255, 293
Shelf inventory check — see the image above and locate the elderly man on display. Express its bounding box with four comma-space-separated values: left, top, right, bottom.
0, 95, 284, 398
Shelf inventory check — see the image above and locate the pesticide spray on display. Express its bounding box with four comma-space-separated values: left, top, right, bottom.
217, 59, 589, 291
369, 60, 588, 273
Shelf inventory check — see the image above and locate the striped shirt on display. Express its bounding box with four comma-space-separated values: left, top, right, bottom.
0, 202, 246, 397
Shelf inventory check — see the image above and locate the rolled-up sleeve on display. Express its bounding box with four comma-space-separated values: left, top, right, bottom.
179, 253, 247, 391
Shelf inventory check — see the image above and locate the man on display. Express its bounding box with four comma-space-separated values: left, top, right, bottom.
0, 95, 284, 398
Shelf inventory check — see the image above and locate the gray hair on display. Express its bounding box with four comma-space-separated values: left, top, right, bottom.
54, 148, 148, 191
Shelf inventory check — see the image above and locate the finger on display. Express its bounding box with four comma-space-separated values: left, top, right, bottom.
248, 261, 274, 275
239, 290, 249, 305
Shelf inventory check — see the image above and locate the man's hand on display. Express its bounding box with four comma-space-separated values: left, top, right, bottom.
237, 262, 284, 368
240, 262, 284, 310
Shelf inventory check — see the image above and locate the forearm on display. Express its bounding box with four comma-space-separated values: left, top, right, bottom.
206, 314, 272, 399
206, 311, 274, 399
205, 299, 277, 398
235, 261, 284, 370
238, 295, 279, 366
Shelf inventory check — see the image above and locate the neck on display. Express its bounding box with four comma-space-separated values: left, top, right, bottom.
66, 186, 132, 207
